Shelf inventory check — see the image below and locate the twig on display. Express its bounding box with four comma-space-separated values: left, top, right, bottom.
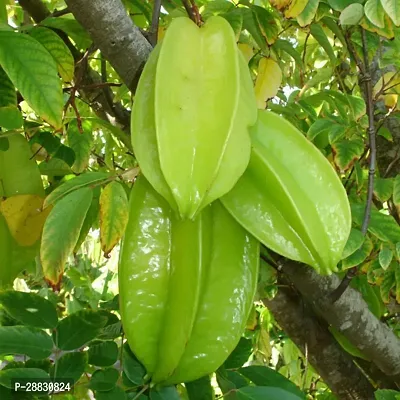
330, 28, 377, 303
51, 7, 70, 17
181, 0, 201, 25
150, 0, 162, 46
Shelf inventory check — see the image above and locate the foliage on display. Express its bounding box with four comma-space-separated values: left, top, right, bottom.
0, 0, 400, 399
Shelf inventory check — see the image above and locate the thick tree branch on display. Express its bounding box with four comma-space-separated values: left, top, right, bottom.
282, 261, 400, 377
264, 286, 376, 400
64, 0, 152, 91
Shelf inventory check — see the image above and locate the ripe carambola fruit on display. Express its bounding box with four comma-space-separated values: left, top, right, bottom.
221, 111, 351, 275
131, 16, 257, 219
0, 134, 45, 287
119, 176, 259, 385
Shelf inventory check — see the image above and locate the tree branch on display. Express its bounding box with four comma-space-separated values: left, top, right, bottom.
264, 286, 376, 400
281, 261, 400, 377
150, 0, 162, 46
64, 0, 152, 92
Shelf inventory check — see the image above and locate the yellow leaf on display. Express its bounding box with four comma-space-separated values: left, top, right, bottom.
384, 94, 398, 109
284, 0, 308, 18
238, 43, 254, 63
270, 0, 292, 10
254, 58, 282, 109
0, 194, 52, 246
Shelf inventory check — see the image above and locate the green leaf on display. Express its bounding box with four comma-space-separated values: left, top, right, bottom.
41, 187, 93, 284
304, 68, 333, 90
328, 0, 363, 11
55, 310, 108, 350
239, 366, 305, 399
0, 0, 6, 24
252, 5, 280, 45
321, 17, 347, 46
339, 3, 364, 25
51, 351, 88, 382
375, 389, 400, 400
332, 138, 364, 171
0, 290, 58, 329
351, 204, 400, 242
237, 386, 304, 400
150, 386, 180, 400
351, 275, 383, 318
307, 119, 339, 141
39, 158, 73, 176
28, 26, 75, 82
67, 119, 93, 174
342, 236, 373, 269
0, 31, 63, 128
0, 66, 16, 107
341, 228, 365, 259
122, 342, 146, 385
381, 0, 400, 26
41, 16, 92, 49
89, 368, 119, 391
96, 385, 127, 400
395, 265, 400, 303
393, 175, 400, 206
0, 326, 53, 359
88, 341, 119, 367
224, 337, 252, 369
99, 181, 129, 257
381, 268, 396, 303
74, 186, 101, 252
222, 9, 243, 39
309, 24, 336, 65
185, 375, 213, 400
0, 106, 23, 129
242, 8, 267, 51
44, 172, 110, 207
379, 247, 393, 270
364, 0, 386, 28
0, 368, 49, 389
374, 178, 393, 202
297, 0, 320, 27
273, 39, 303, 67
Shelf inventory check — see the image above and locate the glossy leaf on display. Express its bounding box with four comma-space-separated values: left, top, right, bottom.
309, 24, 336, 64
224, 337, 253, 369
122, 343, 146, 385
381, 0, 400, 26
0, 31, 63, 128
341, 236, 373, 269
41, 187, 93, 284
237, 386, 304, 400
29, 26, 74, 82
44, 171, 109, 208
0, 106, 23, 129
0, 290, 58, 329
51, 351, 87, 382
88, 341, 119, 367
55, 310, 108, 350
297, 0, 320, 26
0, 66, 16, 107
67, 119, 94, 174
222, 111, 351, 275
374, 178, 393, 202
239, 366, 305, 398
89, 368, 119, 392
185, 375, 214, 400
0, 326, 53, 359
339, 3, 364, 25
0, 368, 49, 389
379, 247, 393, 270
341, 228, 365, 259
381, 268, 396, 303
364, 0, 386, 28
332, 138, 364, 171
99, 181, 129, 257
